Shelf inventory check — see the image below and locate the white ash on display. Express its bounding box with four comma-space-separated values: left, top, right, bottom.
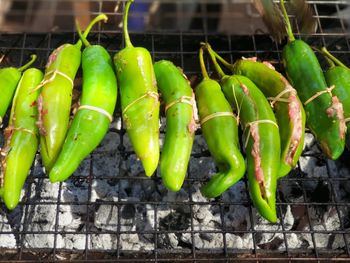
181, 232, 224, 249
90, 234, 118, 250
303, 133, 321, 155
0, 211, 16, 248
1, 130, 350, 254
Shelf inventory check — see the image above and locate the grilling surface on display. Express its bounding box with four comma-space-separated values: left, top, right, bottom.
1, 0, 350, 262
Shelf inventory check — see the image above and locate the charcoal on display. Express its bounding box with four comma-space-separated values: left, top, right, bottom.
0, 212, 16, 248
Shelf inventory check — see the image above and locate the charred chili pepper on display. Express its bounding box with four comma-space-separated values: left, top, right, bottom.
319, 47, 350, 149
195, 47, 245, 198
207, 50, 305, 178
37, 14, 108, 172
154, 60, 196, 191
49, 17, 117, 183
205, 43, 279, 223
0, 64, 43, 209
280, 0, 345, 160
114, 0, 159, 176
0, 55, 37, 125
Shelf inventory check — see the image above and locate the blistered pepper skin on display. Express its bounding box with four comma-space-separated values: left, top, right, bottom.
38, 15, 107, 172
279, 0, 345, 160
114, 0, 159, 176
1, 68, 43, 210
232, 59, 306, 177
154, 60, 195, 191
49, 45, 117, 183
0, 55, 37, 123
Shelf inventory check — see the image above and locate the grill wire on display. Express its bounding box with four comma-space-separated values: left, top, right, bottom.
0, 0, 350, 262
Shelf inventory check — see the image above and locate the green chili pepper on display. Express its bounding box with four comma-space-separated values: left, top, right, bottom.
280, 0, 345, 160
0, 63, 43, 210
319, 47, 350, 149
49, 17, 117, 183
114, 0, 159, 177
205, 44, 279, 223
154, 60, 196, 191
0, 55, 37, 125
195, 47, 245, 199
37, 14, 108, 172
206, 50, 305, 178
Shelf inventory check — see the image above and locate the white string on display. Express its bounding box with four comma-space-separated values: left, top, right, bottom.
122, 91, 159, 115
200, 112, 236, 125
77, 105, 113, 122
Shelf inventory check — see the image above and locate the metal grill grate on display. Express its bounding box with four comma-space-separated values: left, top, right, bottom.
0, 0, 350, 262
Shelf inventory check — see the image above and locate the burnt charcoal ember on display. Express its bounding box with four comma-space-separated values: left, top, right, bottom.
192, 135, 209, 154
159, 211, 190, 231
180, 232, 224, 249
189, 157, 216, 179
279, 180, 304, 202
257, 236, 283, 250
3, 123, 350, 253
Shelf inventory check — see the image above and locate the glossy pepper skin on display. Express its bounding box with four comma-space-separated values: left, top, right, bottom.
0, 55, 37, 124
154, 60, 195, 191
49, 17, 117, 183
320, 47, 350, 149
38, 14, 108, 172
280, 0, 345, 160
0, 65, 43, 210
209, 51, 305, 178
114, 0, 159, 176
195, 47, 245, 198
206, 44, 279, 223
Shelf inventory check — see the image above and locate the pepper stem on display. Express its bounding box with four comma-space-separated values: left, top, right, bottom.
204, 43, 233, 71
75, 19, 90, 47
321, 47, 349, 70
18, 54, 37, 72
123, 0, 134, 48
204, 43, 226, 79
280, 0, 295, 42
199, 47, 209, 79
75, 14, 108, 47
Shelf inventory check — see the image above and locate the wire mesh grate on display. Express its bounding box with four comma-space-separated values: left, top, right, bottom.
0, 0, 350, 262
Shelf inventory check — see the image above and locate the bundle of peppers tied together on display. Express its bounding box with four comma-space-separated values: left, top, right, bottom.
0, 0, 349, 223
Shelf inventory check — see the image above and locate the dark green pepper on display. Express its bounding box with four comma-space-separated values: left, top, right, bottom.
0, 64, 43, 209
37, 14, 108, 172
280, 0, 345, 159
320, 47, 350, 149
49, 16, 117, 183
195, 47, 245, 198
114, 0, 159, 176
206, 44, 279, 223
154, 60, 196, 191
207, 49, 305, 178
0, 55, 37, 125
